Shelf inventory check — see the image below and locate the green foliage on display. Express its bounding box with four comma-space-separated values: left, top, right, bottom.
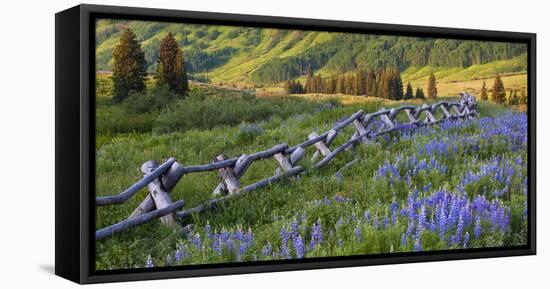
427, 72, 437, 99
95, 99, 527, 269
122, 84, 176, 114
157, 32, 189, 95
95, 20, 528, 85
404, 82, 414, 99
153, 88, 326, 133
415, 87, 425, 99
112, 28, 147, 102
491, 75, 506, 104
480, 81, 488, 101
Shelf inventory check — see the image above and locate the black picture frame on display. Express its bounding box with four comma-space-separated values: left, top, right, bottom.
55, 4, 536, 284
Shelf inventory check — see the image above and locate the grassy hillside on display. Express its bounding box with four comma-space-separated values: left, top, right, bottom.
95, 85, 528, 269
95, 19, 527, 86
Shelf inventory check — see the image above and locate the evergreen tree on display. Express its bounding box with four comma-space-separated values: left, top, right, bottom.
519, 87, 528, 105
491, 75, 506, 104
157, 32, 188, 95
415, 87, 425, 99
112, 28, 146, 102
480, 81, 488, 101
377, 70, 386, 98
355, 70, 366, 95
427, 72, 437, 99
345, 74, 354, 95
366, 70, 376, 97
394, 69, 404, 100
284, 79, 292, 94
404, 82, 414, 100
508, 89, 519, 106
336, 75, 345, 94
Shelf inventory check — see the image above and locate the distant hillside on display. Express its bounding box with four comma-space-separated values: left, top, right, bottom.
95, 19, 527, 86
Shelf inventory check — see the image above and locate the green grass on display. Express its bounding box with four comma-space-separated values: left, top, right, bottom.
95, 85, 527, 269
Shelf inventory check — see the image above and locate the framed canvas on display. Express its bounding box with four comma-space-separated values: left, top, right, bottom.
55, 4, 536, 284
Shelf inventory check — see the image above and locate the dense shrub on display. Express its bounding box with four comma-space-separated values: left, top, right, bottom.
122, 85, 177, 114
152, 88, 325, 133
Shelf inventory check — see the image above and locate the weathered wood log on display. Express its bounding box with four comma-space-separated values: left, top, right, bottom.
404, 108, 419, 124
438, 104, 452, 119
290, 146, 306, 166
96, 200, 185, 240
141, 160, 178, 225
130, 160, 187, 218
312, 129, 338, 160
353, 119, 369, 144
314, 131, 366, 169
96, 158, 176, 206
380, 113, 395, 130
177, 166, 304, 220
285, 110, 363, 155
213, 154, 252, 196
274, 152, 293, 173
215, 154, 240, 195
308, 132, 331, 162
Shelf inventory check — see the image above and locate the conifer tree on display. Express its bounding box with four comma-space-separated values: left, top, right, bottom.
480, 81, 488, 101
366, 70, 376, 97
112, 28, 146, 102
491, 75, 506, 104
415, 87, 425, 99
157, 32, 188, 96
336, 75, 345, 94
427, 72, 437, 99
404, 82, 414, 100
519, 87, 528, 105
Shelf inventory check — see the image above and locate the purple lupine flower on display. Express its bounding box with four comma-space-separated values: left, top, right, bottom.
293, 235, 305, 258
204, 222, 211, 239
280, 226, 290, 259
261, 242, 272, 257
192, 233, 202, 249
165, 254, 173, 266
310, 220, 323, 249
145, 255, 154, 268
338, 239, 343, 247
400, 233, 407, 247
383, 216, 389, 229
417, 205, 426, 232
175, 245, 185, 262
364, 211, 370, 222
463, 232, 470, 249
439, 207, 447, 240
354, 224, 362, 242
413, 234, 422, 252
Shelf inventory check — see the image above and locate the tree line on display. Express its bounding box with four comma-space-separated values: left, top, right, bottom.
112, 28, 189, 102
285, 67, 438, 100
480, 75, 527, 106
250, 34, 527, 85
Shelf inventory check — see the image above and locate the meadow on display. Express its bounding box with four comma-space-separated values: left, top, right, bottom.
95, 83, 528, 270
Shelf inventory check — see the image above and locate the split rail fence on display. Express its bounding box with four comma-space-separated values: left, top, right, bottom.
95, 93, 478, 240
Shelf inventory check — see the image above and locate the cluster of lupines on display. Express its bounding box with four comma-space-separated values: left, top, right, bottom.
311, 194, 354, 206
143, 112, 527, 267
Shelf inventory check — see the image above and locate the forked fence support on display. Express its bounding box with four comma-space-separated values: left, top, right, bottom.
95, 92, 477, 240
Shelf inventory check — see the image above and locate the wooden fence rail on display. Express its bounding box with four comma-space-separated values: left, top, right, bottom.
95, 92, 477, 240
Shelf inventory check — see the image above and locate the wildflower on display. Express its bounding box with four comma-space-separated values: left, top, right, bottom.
261, 242, 272, 257
175, 244, 185, 262
145, 255, 154, 268
463, 232, 470, 249
293, 235, 305, 258
354, 224, 362, 242
400, 233, 407, 247
310, 220, 323, 249
192, 233, 202, 249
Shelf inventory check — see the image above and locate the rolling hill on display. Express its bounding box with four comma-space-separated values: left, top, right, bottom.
95, 19, 527, 87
